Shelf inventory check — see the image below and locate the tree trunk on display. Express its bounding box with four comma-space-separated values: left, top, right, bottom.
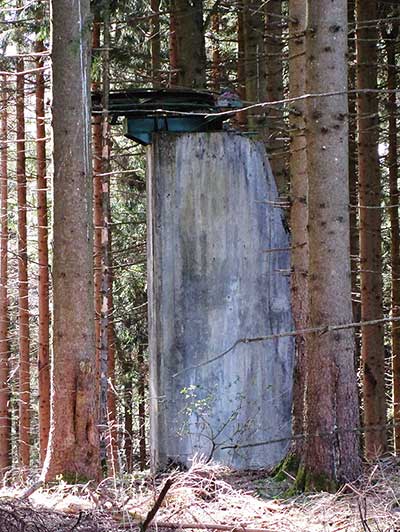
107, 284, 118, 473
92, 20, 102, 422
211, 13, 221, 93
41, 0, 101, 482
348, 0, 360, 339
174, 0, 206, 88
356, 0, 387, 457
35, 40, 50, 465
288, 0, 307, 460
265, 0, 287, 194
383, 21, 400, 453
169, 0, 178, 86
236, 7, 247, 127
151, 0, 161, 87
137, 345, 146, 471
0, 76, 11, 474
300, 0, 361, 489
243, 0, 266, 128
16, 58, 30, 469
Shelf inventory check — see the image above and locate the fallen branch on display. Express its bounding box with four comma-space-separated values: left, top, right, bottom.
19, 480, 43, 500
153, 521, 273, 532
141, 478, 175, 532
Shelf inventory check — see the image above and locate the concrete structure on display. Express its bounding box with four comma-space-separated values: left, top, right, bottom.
147, 132, 294, 470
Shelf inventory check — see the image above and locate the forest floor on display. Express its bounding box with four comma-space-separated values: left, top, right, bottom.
0, 458, 399, 531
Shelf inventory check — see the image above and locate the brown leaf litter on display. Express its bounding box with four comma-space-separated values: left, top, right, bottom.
1, 458, 400, 531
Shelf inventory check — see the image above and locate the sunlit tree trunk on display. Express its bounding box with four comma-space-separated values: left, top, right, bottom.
107, 283, 118, 472
288, 0, 307, 459
300, 0, 361, 490
93, 20, 102, 422
16, 58, 30, 469
0, 76, 11, 474
137, 344, 146, 470
41, 0, 101, 481
35, 40, 50, 465
356, 0, 387, 457
383, 20, 400, 453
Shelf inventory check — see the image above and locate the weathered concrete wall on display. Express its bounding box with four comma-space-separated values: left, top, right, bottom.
147, 132, 294, 470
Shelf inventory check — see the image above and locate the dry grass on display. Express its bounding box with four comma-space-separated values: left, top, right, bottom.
1, 458, 400, 531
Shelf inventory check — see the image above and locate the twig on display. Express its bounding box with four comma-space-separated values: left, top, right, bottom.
141, 478, 175, 532
174, 315, 400, 377
145, 520, 252, 532
18, 480, 43, 500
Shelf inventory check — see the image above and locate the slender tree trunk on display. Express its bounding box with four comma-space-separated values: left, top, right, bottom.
151, 0, 161, 87
300, 0, 361, 489
41, 0, 101, 481
107, 283, 118, 472
356, 0, 387, 457
137, 345, 146, 470
122, 356, 133, 472
35, 40, 50, 465
236, 7, 247, 126
288, 0, 307, 459
169, 0, 178, 86
16, 58, 30, 469
211, 13, 221, 93
174, 0, 206, 88
265, 0, 287, 194
99, 0, 114, 473
348, 0, 360, 335
383, 21, 400, 453
243, 0, 266, 128
0, 76, 11, 474
92, 20, 103, 422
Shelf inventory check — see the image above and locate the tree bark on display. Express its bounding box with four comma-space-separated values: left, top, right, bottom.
0, 76, 11, 474
265, 0, 287, 194
92, 19, 102, 422
41, 0, 101, 481
243, 0, 266, 129
356, 0, 387, 457
169, 0, 178, 86
16, 57, 30, 469
151, 0, 161, 87
211, 13, 221, 93
300, 0, 361, 489
137, 344, 146, 471
236, 7, 247, 127
174, 0, 206, 88
35, 40, 50, 465
383, 20, 400, 453
288, 0, 307, 460
347, 0, 360, 339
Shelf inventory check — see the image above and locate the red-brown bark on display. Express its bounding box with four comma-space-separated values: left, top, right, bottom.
35, 41, 50, 465
383, 21, 400, 452
356, 0, 387, 457
0, 76, 11, 474
16, 58, 30, 469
